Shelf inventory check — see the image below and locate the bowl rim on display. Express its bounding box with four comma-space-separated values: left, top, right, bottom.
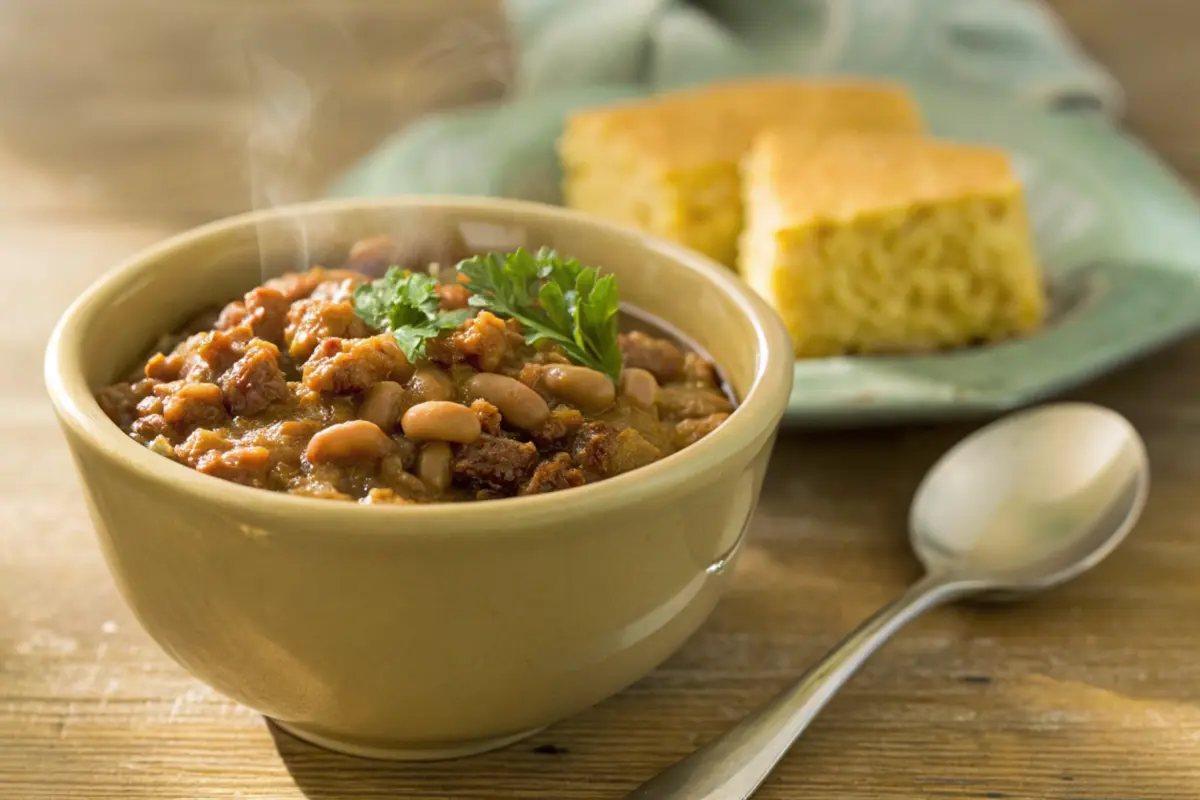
44, 195, 793, 538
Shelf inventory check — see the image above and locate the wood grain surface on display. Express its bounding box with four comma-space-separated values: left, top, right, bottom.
3, 1, 1200, 798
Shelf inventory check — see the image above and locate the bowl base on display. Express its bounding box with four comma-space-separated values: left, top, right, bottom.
271, 719, 547, 761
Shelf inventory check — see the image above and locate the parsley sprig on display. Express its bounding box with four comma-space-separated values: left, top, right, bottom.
351, 248, 623, 382
456, 248, 622, 382
352, 268, 470, 361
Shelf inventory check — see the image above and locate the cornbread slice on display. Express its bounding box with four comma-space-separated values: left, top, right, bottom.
559, 78, 924, 267
739, 130, 1046, 358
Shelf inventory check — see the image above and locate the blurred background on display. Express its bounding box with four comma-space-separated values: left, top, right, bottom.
1, 0, 1195, 228
1, 0, 509, 225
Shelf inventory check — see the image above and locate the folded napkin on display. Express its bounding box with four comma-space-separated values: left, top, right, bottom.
330, 0, 1122, 203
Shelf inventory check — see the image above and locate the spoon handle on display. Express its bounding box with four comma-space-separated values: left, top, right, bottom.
625, 573, 978, 800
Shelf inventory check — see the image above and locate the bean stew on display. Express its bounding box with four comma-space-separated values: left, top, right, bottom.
94, 237, 736, 503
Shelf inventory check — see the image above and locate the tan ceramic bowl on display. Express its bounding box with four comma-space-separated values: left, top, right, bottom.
44, 197, 792, 760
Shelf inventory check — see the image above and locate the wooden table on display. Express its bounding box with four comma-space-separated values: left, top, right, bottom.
4, 2, 1199, 797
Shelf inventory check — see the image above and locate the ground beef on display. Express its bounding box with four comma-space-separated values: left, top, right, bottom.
178, 327, 250, 383
675, 413, 730, 447
515, 362, 546, 393
284, 299, 371, 363
682, 352, 719, 387
571, 422, 661, 477
143, 351, 184, 382
131, 414, 170, 440
522, 453, 586, 495
243, 286, 291, 346
286, 384, 358, 426
97, 382, 147, 429
161, 382, 228, 429
453, 435, 539, 492
214, 300, 250, 331
620, 331, 685, 383
219, 340, 289, 416
264, 267, 363, 303
194, 446, 272, 487
236, 420, 322, 467
572, 422, 618, 476
309, 275, 366, 304
470, 399, 504, 436
532, 407, 585, 447
449, 311, 518, 372
656, 386, 733, 419
176, 428, 234, 466
436, 283, 471, 310
146, 435, 179, 460
302, 335, 411, 394
610, 428, 662, 474
136, 394, 164, 417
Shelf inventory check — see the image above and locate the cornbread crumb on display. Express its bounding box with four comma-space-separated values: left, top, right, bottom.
739, 129, 1046, 357
558, 78, 924, 266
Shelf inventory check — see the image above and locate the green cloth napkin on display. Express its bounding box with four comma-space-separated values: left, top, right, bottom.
330, 0, 1122, 204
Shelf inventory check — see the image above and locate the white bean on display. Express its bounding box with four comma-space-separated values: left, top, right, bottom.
401, 401, 481, 443
466, 373, 550, 431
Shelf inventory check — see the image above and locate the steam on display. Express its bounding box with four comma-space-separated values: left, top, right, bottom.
230, 2, 352, 279
229, 4, 513, 281
246, 52, 319, 214
245, 53, 325, 278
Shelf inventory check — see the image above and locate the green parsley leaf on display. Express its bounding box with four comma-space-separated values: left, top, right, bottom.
352, 267, 470, 361
456, 247, 623, 382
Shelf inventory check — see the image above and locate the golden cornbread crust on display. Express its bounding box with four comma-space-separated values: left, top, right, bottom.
740, 130, 1047, 358
563, 77, 924, 169
559, 78, 925, 266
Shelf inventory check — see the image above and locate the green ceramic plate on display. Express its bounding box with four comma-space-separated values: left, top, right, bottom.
331, 82, 1200, 427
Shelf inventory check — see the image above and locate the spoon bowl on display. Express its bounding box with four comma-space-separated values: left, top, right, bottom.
910, 402, 1149, 595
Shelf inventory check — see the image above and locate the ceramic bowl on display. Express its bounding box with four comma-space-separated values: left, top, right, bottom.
44, 196, 793, 760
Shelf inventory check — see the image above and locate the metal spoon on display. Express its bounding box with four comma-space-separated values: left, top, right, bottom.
627, 402, 1148, 800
